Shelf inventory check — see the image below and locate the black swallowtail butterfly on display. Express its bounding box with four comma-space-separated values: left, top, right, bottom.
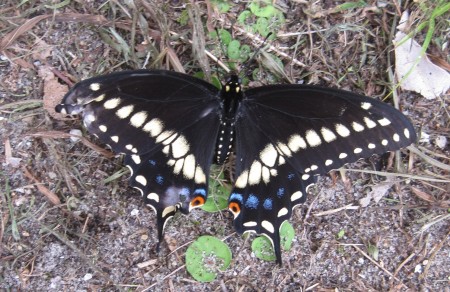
55, 69, 416, 264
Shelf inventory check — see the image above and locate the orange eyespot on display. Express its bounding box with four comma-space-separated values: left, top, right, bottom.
190, 196, 205, 207
228, 202, 241, 215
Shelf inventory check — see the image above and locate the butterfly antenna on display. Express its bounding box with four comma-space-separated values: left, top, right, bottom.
241, 32, 273, 79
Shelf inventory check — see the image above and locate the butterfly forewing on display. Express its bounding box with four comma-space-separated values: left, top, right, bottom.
228, 84, 416, 264
57, 70, 221, 156
56, 70, 222, 242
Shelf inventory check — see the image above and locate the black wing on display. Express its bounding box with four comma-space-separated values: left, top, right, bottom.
56, 70, 222, 243
230, 85, 416, 264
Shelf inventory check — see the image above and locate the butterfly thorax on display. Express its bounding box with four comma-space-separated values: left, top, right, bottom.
214, 75, 242, 164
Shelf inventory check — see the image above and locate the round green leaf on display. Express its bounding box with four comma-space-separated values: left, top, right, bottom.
202, 183, 229, 212
249, 1, 277, 18
251, 236, 276, 262
255, 17, 270, 37
227, 40, 241, 60
239, 44, 251, 62
186, 236, 232, 282
237, 10, 252, 24
280, 221, 295, 250
211, 0, 231, 13
251, 222, 295, 262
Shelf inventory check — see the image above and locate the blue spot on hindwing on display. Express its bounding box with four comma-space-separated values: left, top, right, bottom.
245, 194, 259, 209
194, 188, 206, 197
263, 198, 273, 210
155, 175, 164, 185
287, 173, 295, 180
230, 193, 244, 203
277, 188, 285, 198
149, 160, 156, 166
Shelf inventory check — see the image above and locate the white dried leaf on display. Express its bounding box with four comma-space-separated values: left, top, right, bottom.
393, 31, 450, 99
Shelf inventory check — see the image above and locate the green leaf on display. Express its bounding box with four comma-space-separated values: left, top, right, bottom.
227, 40, 241, 60
211, 0, 231, 13
186, 236, 232, 282
335, 0, 367, 11
202, 178, 229, 212
254, 17, 270, 37
177, 9, 189, 26
239, 44, 251, 62
251, 222, 295, 261
237, 10, 252, 24
249, 1, 277, 18
336, 229, 345, 239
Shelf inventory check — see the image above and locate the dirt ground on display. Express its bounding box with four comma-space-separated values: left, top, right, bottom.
1, 1, 449, 291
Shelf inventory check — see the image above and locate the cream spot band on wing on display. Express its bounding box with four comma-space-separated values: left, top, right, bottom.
130, 111, 148, 128
116, 105, 134, 119
103, 98, 122, 109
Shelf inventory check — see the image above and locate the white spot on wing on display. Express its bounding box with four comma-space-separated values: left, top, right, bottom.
305, 130, 321, 147
116, 105, 134, 119
291, 191, 303, 201
276, 142, 292, 157
378, 117, 391, 126
339, 152, 347, 159
382, 139, 388, 146
361, 102, 372, 110
143, 118, 164, 137
243, 221, 257, 227
248, 161, 262, 185
131, 154, 141, 164
172, 136, 190, 158
135, 175, 147, 186
235, 170, 249, 188
288, 134, 307, 151
130, 111, 148, 128
259, 144, 278, 167
302, 174, 310, 180
147, 192, 159, 202
277, 207, 288, 217
352, 122, 364, 132
156, 131, 176, 144
94, 94, 105, 102
368, 143, 376, 149
321, 127, 337, 142
325, 159, 333, 166
262, 166, 270, 183
335, 124, 350, 137
354, 148, 362, 154
173, 159, 184, 175
194, 166, 206, 184
103, 98, 122, 109
183, 154, 196, 179
99, 125, 107, 132
364, 117, 377, 129
393, 133, 400, 142
261, 220, 274, 233
89, 83, 100, 91
404, 128, 410, 139
111, 136, 119, 143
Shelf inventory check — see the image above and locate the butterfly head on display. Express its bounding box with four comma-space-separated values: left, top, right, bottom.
223, 75, 242, 95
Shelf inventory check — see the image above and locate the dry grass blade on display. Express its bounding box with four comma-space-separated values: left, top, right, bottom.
187, 1, 211, 80
22, 167, 61, 205
1, 13, 109, 52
